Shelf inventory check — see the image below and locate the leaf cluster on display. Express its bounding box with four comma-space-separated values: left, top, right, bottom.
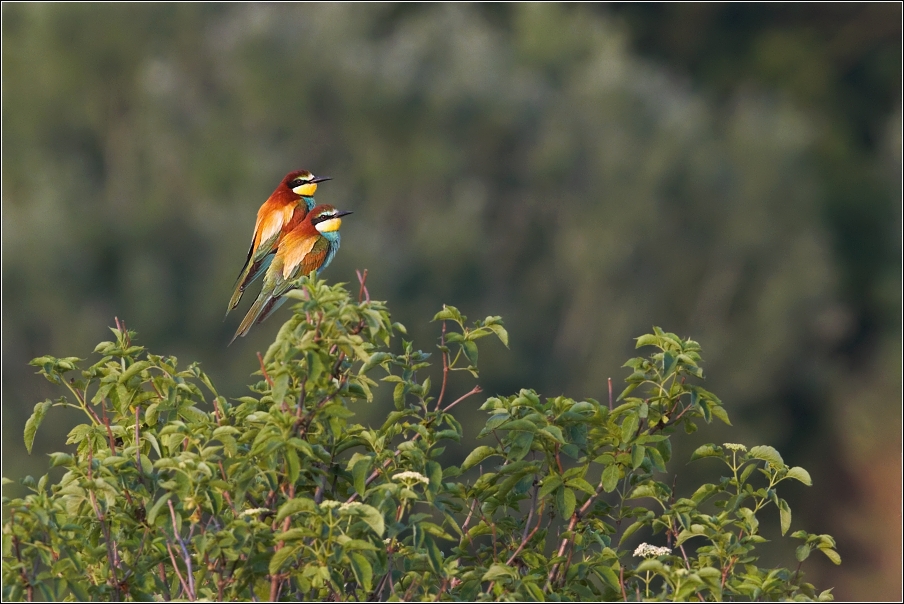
3, 278, 836, 601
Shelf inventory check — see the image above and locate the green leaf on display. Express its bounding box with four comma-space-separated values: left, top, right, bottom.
690, 483, 719, 505
433, 306, 463, 323
349, 552, 373, 592
461, 340, 479, 366
636, 559, 664, 573
118, 360, 151, 384
619, 520, 645, 546
601, 464, 620, 493
539, 475, 563, 499
628, 484, 661, 501
620, 414, 640, 443
785, 466, 812, 486
778, 498, 792, 536
497, 419, 537, 432
393, 382, 406, 410
24, 400, 52, 454
352, 458, 370, 495
424, 535, 444, 574
461, 446, 500, 471
594, 565, 621, 591
48, 452, 74, 468
635, 334, 660, 349
147, 493, 172, 526
486, 324, 509, 348
276, 497, 316, 523
631, 445, 645, 469
420, 521, 456, 542
662, 351, 677, 377
285, 448, 300, 484
819, 547, 841, 565
556, 487, 576, 519
567, 477, 596, 496
647, 447, 666, 472
269, 545, 298, 575
359, 352, 390, 375
796, 544, 811, 562
356, 504, 386, 536
539, 425, 565, 443
711, 405, 731, 425
482, 563, 517, 581
750, 445, 784, 468
690, 444, 721, 461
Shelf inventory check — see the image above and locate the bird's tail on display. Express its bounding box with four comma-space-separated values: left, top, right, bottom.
225, 256, 273, 318
255, 295, 288, 326
229, 293, 272, 345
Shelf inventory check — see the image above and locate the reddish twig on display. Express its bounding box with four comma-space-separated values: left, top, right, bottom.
257, 352, 275, 388
620, 565, 628, 601
443, 385, 482, 413
101, 407, 117, 454
165, 541, 193, 601
86, 445, 121, 599
435, 321, 449, 411
168, 500, 195, 600
546, 481, 607, 589
356, 269, 370, 303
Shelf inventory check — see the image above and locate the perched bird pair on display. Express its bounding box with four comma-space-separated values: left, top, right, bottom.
226, 170, 351, 344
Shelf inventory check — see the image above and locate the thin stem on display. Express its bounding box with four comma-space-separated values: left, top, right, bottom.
356, 269, 370, 303
619, 565, 628, 601
435, 322, 449, 411
167, 500, 195, 600
257, 352, 275, 389
546, 480, 607, 589
166, 541, 192, 600
442, 385, 482, 413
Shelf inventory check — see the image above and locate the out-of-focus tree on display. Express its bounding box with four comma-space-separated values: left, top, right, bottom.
2, 4, 899, 599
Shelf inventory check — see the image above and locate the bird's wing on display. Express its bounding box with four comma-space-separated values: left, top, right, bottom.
253, 203, 298, 261
226, 203, 299, 314
272, 236, 330, 297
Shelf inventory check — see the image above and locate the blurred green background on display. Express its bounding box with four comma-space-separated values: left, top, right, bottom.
2, 4, 900, 599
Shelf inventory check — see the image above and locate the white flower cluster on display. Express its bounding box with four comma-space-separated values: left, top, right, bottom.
240, 507, 270, 517
392, 471, 430, 485
633, 543, 672, 558
340, 501, 363, 511
723, 443, 748, 452
319, 500, 342, 509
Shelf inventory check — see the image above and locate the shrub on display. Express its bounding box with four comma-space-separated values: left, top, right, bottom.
2, 274, 838, 601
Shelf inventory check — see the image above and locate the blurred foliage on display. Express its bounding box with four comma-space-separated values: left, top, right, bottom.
3, 281, 837, 601
1, 4, 899, 600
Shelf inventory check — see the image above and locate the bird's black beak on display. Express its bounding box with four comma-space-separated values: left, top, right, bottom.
334, 210, 353, 218
311, 175, 332, 184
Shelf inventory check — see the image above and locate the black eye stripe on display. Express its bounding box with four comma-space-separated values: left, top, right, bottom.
311, 213, 336, 225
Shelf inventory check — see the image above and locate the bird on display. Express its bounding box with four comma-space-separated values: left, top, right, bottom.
226, 170, 331, 315
230, 204, 352, 344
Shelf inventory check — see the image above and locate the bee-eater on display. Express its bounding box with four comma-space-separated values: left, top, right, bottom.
226, 170, 331, 315
230, 204, 352, 344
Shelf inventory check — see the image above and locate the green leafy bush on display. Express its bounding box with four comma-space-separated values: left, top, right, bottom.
2, 275, 838, 601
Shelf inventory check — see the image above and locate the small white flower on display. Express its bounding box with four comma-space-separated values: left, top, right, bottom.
392, 471, 429, 485
340, 502, 363, 511
633, 543, 672, 558
723, 443, 748, 452
319, 500, 342, 509
240, 507, 269, 517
